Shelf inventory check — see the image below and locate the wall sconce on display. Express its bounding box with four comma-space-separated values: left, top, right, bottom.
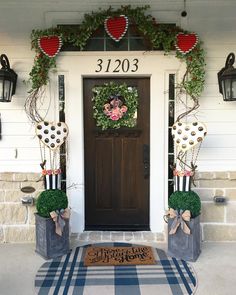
218, 53, 236, 101
0, 54, 17, 102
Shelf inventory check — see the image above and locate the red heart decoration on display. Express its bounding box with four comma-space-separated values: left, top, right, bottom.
175, 33, 198, 54
38, 36, 62, 58
104, 15, 128, 42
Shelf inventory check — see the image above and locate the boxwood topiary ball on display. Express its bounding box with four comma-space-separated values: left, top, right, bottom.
169, 190, 201, 218
36, 189, 68, 218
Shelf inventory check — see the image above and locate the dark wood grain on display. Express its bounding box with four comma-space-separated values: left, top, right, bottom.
84, 77, 150, 230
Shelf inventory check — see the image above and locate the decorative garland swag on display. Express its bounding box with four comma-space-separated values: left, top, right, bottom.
25, 5, 205, 123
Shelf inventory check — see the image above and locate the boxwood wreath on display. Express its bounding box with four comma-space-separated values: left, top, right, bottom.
25, 5, 205, 123
92, 82, 138, 130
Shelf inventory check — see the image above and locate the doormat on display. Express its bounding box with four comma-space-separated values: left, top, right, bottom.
35, 242, 198, 295
84, 246, 155, 266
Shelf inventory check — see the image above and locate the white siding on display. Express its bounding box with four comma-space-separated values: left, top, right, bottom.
180, 1, 236, 171
0, 0, 235, 173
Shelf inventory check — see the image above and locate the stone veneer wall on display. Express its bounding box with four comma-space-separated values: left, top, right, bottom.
1, 171, 236, 242
193, 171, 236, 241
0, 172, 43, 243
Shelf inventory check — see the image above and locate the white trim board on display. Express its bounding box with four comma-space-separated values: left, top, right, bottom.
56, 51, 182, 234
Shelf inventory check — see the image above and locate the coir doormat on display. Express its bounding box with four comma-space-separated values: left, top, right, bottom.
84, 246, 155, 266
35, 242, 198, 295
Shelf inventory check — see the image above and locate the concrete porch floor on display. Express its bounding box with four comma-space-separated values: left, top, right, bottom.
0, 241, 235, 295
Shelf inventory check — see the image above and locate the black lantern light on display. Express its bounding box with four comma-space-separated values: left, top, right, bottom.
0, 54, 17, 102
218, 53, 236, 101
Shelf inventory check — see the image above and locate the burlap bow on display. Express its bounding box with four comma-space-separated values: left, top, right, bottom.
168, 208, 191, 235
50, 208, 70, 236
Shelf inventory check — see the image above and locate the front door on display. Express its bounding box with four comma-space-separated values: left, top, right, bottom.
83, 77, 150, 230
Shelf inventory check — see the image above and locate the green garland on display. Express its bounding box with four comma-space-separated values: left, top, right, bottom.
27, 5, 205, 122
92, 82, 138, 130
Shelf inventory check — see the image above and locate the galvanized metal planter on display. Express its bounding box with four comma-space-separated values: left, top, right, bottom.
168, 215, 201, 262
35, 213, 70, 259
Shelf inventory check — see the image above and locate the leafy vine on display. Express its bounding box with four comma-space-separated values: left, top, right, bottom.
26, 5, 205, 122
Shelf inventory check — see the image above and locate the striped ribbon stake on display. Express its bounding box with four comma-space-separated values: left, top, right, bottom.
44, 174, 61, 190
174, 176, 191, 192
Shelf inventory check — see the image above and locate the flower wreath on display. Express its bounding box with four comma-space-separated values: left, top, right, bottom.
92, 82, 138, 130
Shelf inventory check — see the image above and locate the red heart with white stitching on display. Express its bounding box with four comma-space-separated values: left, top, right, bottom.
38, 36, 62, 58
175, 33, 198, 54
104, 15, 128, 42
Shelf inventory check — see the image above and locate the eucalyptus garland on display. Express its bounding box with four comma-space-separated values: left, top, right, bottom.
26, 5, 205, 122
92, 82, 138, 130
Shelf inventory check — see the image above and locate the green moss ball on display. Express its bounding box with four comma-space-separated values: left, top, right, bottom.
36, 189, 68, 218
169, 190, 201, 218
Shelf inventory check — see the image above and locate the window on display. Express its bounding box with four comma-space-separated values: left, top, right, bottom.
58, 75, 67, 192
58, 24, 176, 52
168, 74, 175, 197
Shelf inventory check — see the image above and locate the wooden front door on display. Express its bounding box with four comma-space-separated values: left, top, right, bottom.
83, 77, 150, 230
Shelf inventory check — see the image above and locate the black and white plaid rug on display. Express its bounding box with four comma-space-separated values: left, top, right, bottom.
35, 242, 197, 295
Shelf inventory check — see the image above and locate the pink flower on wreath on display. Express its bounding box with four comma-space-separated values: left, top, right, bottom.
120, 105, 128, 113
47, 170, 53, 175
103, 95, 128, 121
103, 103, 111, 116
110, 113, 120, 121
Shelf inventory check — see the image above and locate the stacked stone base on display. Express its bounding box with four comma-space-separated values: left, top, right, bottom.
74, 231, 165, 243
194, 171, 236, 241
1, 171, 236, 242
0, 172, 43, 243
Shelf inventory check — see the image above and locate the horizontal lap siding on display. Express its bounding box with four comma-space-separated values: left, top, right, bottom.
180, 1, 236, 171
0, 63, 54, 171
0, 0, 236, 171
0, 0, 182, 172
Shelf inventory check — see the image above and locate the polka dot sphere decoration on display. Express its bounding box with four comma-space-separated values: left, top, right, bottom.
35, 121, 69, 150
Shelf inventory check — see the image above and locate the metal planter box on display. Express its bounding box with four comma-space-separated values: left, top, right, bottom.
168, 215, 201, 262
35, 213, 70, 259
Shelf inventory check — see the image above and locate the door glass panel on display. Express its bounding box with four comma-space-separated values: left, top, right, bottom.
168, 74, 175, 198
58, 75, 67, 192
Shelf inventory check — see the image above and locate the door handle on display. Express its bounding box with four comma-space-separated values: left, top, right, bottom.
143, 144, 150, 179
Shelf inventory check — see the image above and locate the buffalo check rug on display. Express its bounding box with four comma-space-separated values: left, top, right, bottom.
35, 242, 197, 295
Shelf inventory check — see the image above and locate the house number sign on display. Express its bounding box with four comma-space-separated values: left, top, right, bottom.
95, 58, 139, 73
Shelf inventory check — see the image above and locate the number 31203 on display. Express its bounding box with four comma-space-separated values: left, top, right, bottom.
95, 58, 139, 73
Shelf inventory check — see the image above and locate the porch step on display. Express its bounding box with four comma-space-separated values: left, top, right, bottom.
72, 231, 165, 244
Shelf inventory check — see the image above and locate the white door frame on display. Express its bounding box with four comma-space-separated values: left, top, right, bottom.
57, 51, 183, 233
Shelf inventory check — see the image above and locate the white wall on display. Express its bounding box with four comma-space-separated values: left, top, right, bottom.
180, 1, 236, 171
0, 0, 181, 172
0, 0, 235, 172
